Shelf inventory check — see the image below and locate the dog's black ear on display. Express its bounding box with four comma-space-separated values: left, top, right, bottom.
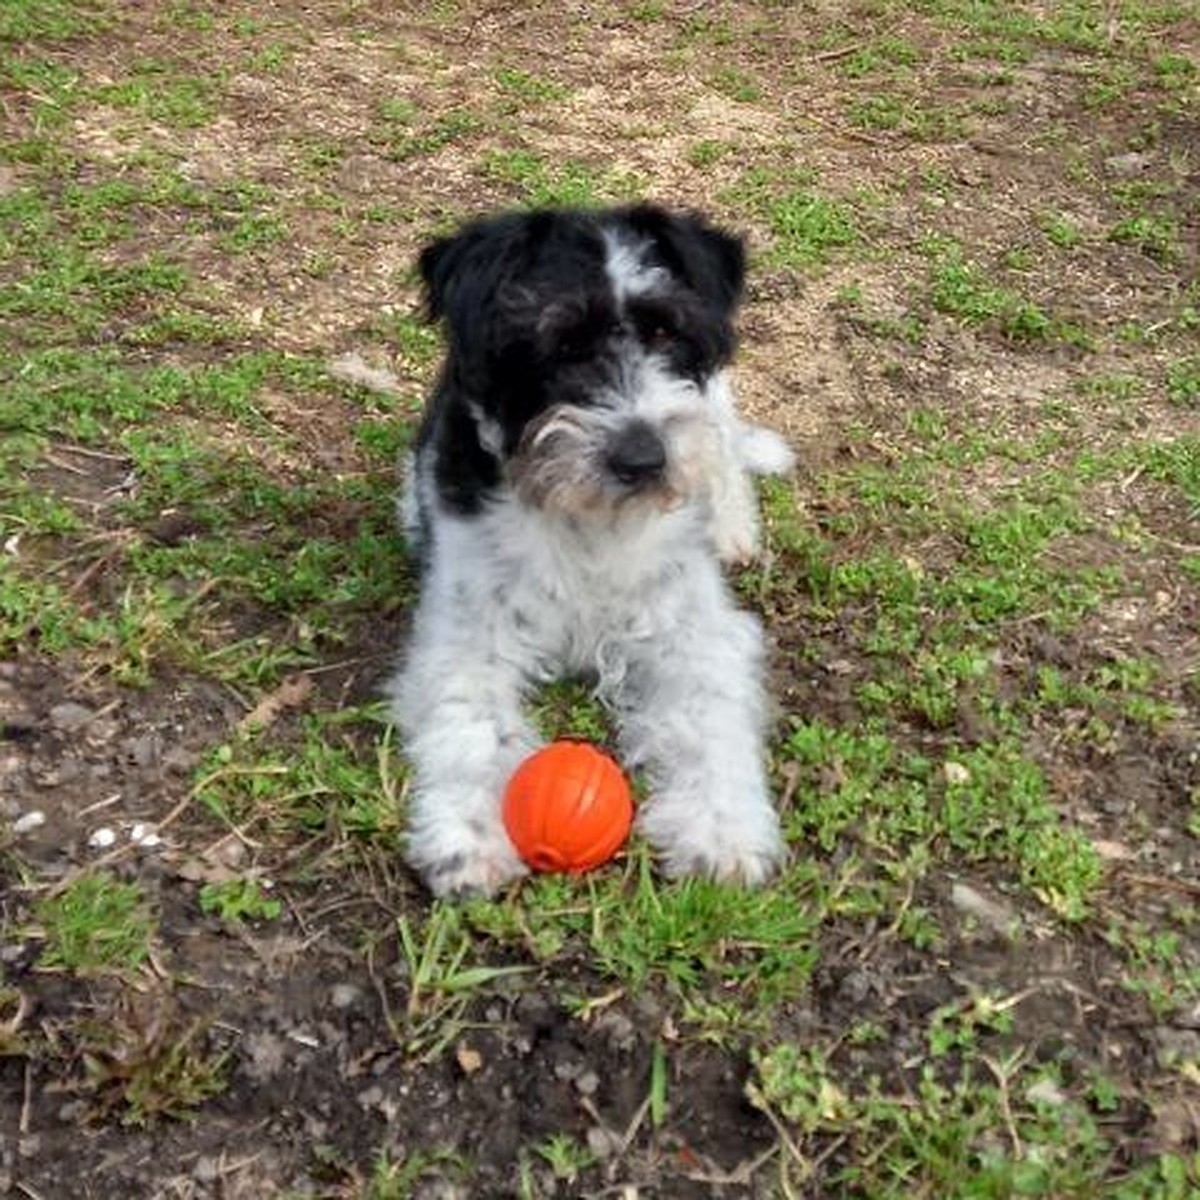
621, 204, 746, 315
419, 229, 474, 323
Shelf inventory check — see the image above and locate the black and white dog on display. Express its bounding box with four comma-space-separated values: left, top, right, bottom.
389, 205, 794, 896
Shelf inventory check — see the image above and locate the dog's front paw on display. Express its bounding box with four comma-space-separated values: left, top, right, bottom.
738, 426, 795, 477
641, 800, 785, 886
407, 814, 527, 898
711, 504, 761, 565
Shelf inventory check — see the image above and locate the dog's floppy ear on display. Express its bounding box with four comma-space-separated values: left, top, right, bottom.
419, 228, 475, 323
418, 212, 536, 331
621, 204, 746, 315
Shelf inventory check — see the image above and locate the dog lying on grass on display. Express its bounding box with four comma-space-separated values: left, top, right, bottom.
389, 205, 794, 896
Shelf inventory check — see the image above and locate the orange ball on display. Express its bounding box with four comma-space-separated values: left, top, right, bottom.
502, 741, 633, 874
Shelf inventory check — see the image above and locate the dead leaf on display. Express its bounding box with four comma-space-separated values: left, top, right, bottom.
456, 1042, 484, 1075
238, 674, 314, 733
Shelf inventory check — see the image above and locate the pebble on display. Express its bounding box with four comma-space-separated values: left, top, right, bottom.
193, 1156, 221, 1183
329, 983, 362, 1010
127, 732, 163, 767
48, 702, 95, 732
586, 1125, 622, 1160
88, 827, 117, 849
1104, 150, 1154, 176
1025, 1077, 1066, 1107
950, 881, 1020, 938
12, 810, 46, 835
1153, 1027, 1200, 1067
129, 823, 162, 847
943, 761, 971, 786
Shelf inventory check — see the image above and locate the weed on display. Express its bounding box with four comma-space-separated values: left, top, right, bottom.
1041, 212, 1083, 247
36, 873, 155, 973
363, 1147, 469, 1198
393, 904, 531, 1059
711, 65, 761, 102
1167, 356, 1200, 407
68, 990, 228, 1125
1108, 212, 1178, 261
0, 0, 105, 41
93, 64, 220, 128
198, 877, 283, 924
384, 107, 483, 162
492, 66, 568, 104
482, 149, 639, 208
687, 138, 736, 168
534, 1133, 595, 1182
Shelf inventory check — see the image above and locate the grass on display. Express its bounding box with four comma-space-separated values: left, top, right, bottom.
2, 0, 1199, 1192
35, 874, 155, 973
724, 168, 860, 269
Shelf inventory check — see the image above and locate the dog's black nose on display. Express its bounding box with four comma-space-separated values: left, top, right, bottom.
607, 422, 666, 485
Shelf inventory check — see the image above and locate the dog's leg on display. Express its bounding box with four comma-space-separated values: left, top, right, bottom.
614, 589, 785, 884
701, 376, 796, 564
389, 602, 536, 897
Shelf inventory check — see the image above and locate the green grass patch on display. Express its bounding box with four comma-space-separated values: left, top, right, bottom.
923, 240, 1088, 344
784, 724, 1101, 919
467, 850, 823, 1004
492, 66, 569, 104
193, 712, 403, 843
379, 105, 484, 163
93, 62, 220, 128
481, 149, 640, 207
725, 169, 859, 270
0, 0, 105, 41
36, 873, 156, 972
746, 1035, 1194, 1197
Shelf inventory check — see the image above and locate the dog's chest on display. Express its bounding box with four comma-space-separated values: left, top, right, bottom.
476, 500, 707, 673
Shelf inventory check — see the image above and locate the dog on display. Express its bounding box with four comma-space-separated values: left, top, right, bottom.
388, 204, 795, 897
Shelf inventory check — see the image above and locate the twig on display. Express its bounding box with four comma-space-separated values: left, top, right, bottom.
50, 442, 128, 462
20, 1059, 34, 1135
806, 42, 867, 63
1115, 869, 1200, 897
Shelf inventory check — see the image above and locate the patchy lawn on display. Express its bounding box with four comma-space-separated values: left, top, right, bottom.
1, 1, 1198, 1196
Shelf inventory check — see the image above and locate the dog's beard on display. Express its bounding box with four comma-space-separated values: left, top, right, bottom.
505, 402, 721, 524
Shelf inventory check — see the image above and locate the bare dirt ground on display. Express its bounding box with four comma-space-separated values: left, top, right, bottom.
2, 2, 1199, 1197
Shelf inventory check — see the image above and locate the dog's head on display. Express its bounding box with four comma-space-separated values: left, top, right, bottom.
419, 204, 745, 520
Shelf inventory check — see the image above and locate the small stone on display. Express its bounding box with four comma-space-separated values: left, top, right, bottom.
950, 881, 1020, 938
162, 746, 199, 774
88, 827, 117, 849
456, 1043, 484, 1075
243, 1031, 287, 1082
12, 811, 45, 835
1105, 150, 1154, 176
1176, 1000, 1200, 1031
596, 1011, 637, 1053
48, 702, 94, 732
586, 1126, 622, 1160
329, 983, 362, 1010
943, 761, 971, 786
1025, 1077, 1066, 1107
128, 733, 163, 767
193, 1156, 221, 1183
575, 1070, 600, 1097
1153, 1027, 1200, 1067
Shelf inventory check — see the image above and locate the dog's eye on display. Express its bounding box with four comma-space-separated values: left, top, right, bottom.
643, 322, 677, 351
554, 328, 594, 362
